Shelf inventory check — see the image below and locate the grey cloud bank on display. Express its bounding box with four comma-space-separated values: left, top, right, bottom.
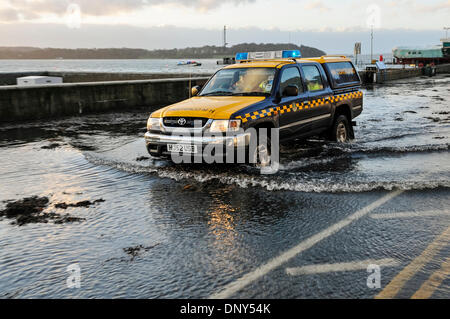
3, 0, 256, 19
0, 23, 444, 54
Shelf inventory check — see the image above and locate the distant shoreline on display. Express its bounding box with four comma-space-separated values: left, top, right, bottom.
0, 43, 326, 60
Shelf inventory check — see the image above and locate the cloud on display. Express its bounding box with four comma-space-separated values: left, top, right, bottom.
304, 0, 330, 12
385, 0, 450, 12
2, 0, 256, 21
416, 0, 450, 12
0, 8, 20, 21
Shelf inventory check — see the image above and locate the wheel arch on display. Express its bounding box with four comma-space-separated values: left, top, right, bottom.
334, 103, 352, 121
333, 104, 354, 139
252, 120, 276, 138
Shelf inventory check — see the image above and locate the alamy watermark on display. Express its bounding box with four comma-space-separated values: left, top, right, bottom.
65, 3, 82, 29
67, 263, 81, 289
366, 4, 381, 29
167, 125, 280, 174
367, 264, 381, 289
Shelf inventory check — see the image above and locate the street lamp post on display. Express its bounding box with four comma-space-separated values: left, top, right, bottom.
223, 25, 228, 52
370, 25, 374, 63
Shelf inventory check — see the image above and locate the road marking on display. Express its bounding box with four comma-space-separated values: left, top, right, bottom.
286, 258, 400, 276
371, 210, 450, 219
411, 257, 450, 299
209, 189, 404, 299
376, 225, 450, 299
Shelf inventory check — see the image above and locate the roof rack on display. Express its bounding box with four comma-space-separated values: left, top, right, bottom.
320, 55, 348, 59
238, 59, 297, 64
301, 55, 350, 63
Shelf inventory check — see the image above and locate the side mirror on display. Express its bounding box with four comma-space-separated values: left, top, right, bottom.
283, 85, 299, 97
191, 86, 201, 97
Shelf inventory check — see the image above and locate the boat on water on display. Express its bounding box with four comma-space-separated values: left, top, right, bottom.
177, 61, 202, 66
393, 38, 450, 65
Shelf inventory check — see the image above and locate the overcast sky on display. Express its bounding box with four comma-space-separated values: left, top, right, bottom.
0, 0, 449, 53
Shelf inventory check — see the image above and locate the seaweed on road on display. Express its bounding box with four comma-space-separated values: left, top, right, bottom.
123, 244, 160, 261
0, 196, 86, 226
54, 199, 105, 209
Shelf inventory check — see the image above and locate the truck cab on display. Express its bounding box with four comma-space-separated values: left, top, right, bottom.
145, 50, 363, 165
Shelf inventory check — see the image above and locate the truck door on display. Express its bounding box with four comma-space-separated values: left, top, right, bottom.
277, 65, 310, 138
300, 64, 334, 130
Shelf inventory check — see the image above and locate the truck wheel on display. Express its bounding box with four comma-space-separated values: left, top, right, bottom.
330, 115, 351, 143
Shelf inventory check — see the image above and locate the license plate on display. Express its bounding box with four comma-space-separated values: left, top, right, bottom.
167, 144, 198, 154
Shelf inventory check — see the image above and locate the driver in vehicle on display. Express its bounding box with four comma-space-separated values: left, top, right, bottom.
232, 69, 273, 93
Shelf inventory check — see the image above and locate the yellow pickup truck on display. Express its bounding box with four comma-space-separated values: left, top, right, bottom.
145, 50, 363, 166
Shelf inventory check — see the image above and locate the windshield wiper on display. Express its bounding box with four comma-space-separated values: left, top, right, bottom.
233, 92, 270, 97
201, 91, 269, 97
200, 91, 234, 96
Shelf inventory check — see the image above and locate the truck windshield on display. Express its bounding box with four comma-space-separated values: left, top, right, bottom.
200, 68, 276, 96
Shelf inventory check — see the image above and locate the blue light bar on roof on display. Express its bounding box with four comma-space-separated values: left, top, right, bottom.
235, 50, 302, 61
235, 52, 249, 61
282, 50, 302, 58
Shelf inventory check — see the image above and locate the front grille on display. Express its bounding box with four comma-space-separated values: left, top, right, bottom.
163, 117, 208, 128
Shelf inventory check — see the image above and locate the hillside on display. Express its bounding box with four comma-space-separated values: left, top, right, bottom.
0, 43, 326, 59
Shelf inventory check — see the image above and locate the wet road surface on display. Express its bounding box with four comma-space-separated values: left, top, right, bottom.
0, 74, 449, 299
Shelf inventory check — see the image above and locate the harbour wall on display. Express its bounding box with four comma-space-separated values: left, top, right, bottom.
359, 64, 450, 83
0, 77, 209, 123
0, 71, 212, 86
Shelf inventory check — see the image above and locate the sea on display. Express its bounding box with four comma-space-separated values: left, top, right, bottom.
0, 59, 222, 74
0, 54, 396, 74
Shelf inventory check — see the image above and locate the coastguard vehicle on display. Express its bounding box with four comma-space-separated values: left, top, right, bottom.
145, 50, 363, 165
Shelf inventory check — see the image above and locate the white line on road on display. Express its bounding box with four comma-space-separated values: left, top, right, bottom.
209, 189, 404, 299
286, 258, 401, 276
371, 210, 450, 219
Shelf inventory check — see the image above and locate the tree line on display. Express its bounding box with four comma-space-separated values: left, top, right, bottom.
0, 43, 326, 59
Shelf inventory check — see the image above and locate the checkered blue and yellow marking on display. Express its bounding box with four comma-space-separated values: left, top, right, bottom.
235, 91, 363, 123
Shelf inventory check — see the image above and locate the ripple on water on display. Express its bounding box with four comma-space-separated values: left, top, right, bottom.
83, 137, 450, 194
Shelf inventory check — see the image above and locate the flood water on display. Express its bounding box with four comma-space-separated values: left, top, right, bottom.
0, 74, 449, 298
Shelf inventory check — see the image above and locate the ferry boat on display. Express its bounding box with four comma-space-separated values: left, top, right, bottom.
393, 38, 450, 65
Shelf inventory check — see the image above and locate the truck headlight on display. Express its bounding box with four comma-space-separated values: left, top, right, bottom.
147, 117, 162, 131
208, 120, 241, 133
